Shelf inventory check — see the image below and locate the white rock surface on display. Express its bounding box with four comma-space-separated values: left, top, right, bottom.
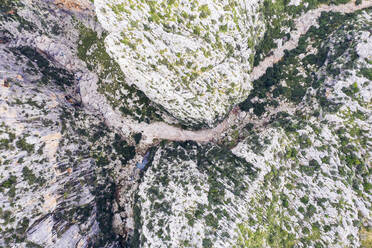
94, 0, 264, 126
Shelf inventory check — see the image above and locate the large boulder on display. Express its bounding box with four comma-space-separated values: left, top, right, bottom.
94, 0, 264, 126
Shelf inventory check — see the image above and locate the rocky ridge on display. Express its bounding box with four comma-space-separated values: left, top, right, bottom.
0, 0, 371, 248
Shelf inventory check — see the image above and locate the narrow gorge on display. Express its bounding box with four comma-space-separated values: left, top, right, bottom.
0, 1, 371, 247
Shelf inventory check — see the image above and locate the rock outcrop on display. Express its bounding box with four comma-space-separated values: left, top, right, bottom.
0, 0, 371, 248
94, 0, 264, 127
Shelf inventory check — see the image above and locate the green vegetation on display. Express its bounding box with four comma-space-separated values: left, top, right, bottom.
205, 213, 218, 228
56, 108, 128, 246
0, 175, 17, 191
236, 195, 297, 248
112, 134, 135, 164
16, 217, 30, 234
10, 46, 74, 88
0, 208, 13, 225
92, 180, 119, 246
202, 238, 213, 248
0, 0, 37, 32
136, 142, 260, 245
254, 0, 294, 66
0, 132, 16, 150
254, 0, 353, 65
15, 137, 34, 154
99, 0, 267, 127
360, 226, 372, 248
342, 82, 359, 97
199, 4, 211, 18
77, 24, 165, 123
360, 68, 372, 80
240, 11, 356, 116
1, 1, 367, 247
133, 133, 142, 144
22, 166, 39, 185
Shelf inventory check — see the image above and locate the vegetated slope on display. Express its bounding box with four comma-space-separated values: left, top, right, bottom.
133, 9, 372, 248
0, 1, 136, 247
0, 0, 371, 247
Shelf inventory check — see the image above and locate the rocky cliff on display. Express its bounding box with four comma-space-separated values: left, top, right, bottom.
0, 0, 371, 248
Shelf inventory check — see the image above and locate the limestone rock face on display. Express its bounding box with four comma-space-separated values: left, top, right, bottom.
131, 9, 372, 248
0, 1, 127, 247
1, 0, 372, 248
94, 0, 264, 126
